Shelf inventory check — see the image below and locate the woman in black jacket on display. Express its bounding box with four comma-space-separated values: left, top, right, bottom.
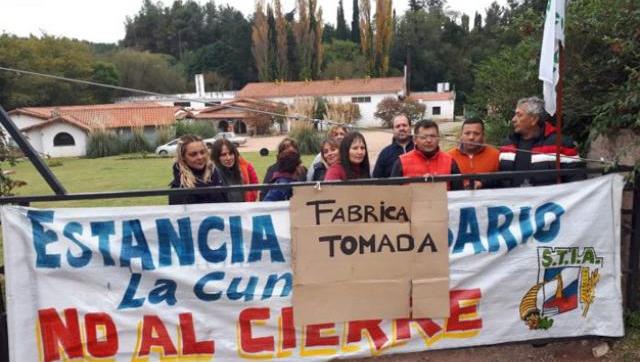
310, 138, 340, 181
168, 134, 226, 205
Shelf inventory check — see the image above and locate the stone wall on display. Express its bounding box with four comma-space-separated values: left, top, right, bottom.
588, 129, 639, 307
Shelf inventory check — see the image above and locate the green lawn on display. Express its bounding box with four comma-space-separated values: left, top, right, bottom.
2, 152, 316, 208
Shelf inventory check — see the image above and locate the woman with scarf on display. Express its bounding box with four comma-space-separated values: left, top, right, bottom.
169, 134, 226, 205
262, 149, 303, 201
211, 138, 258, 202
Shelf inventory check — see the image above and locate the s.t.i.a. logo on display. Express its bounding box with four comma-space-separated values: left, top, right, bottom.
519, 247, 602, 330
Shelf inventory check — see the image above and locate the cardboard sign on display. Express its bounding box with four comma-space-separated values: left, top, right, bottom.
290, 183, 449, 325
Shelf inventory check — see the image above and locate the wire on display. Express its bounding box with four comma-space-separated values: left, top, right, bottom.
0, 65, 615, 165
0, 66, 310, 121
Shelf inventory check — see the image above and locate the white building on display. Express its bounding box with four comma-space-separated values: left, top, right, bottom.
236, 76, 407, 128
411, 83, 456, 121
8, 103, 178, 157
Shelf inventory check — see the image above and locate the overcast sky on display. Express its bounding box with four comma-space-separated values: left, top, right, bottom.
2, 0, 506, 44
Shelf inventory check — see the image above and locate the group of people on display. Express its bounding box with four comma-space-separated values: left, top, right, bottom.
169, 96, 584, 204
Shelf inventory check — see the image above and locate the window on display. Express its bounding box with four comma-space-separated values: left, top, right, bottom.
205, 101, 221, 106
53, 132, 75, 146
174, 101, 191, 107
351, 96, 371, 103
432, 106, 441, 116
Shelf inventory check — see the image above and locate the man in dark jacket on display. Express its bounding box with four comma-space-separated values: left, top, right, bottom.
499, 97, 585, 187
372, 113, 414, 178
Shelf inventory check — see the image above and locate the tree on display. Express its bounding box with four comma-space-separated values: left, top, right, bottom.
359, 0, 374, 75
375, 97, 425, 127
484, 2, 503, 34
294, 0, 324, 80
351, 0, 361, 44
461, 14, 470, 33
109, 49, 188, 94
374, 0, 394, 76
336, 0, 350, 40
267, 4, 279, 80
122, 0, 166, 53
321, 40, 367, 79
408, 0, 424, 12
274, 0, 290, 80
0, 35, 98, 108
91, 62, 120, 103
252, 1, 271, 81
473, 12, 482, 31
323, 24, 336, 42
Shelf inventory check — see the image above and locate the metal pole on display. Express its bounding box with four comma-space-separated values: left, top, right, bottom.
0, 106, 67, 195
627, 173, 640, 311
555, 44, 564, 184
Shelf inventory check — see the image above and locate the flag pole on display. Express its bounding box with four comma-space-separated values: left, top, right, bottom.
555, 43, 564, 184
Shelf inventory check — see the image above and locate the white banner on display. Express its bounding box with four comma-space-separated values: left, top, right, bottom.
2, 175, 624, 361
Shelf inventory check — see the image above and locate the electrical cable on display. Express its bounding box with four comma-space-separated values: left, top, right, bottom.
0, 65, 617, 165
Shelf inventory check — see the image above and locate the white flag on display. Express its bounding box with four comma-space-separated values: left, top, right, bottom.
539, 0, 566, 116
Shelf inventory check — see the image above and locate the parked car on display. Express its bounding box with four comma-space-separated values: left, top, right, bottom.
204, 132, 247, 148
155, 139, 179, 156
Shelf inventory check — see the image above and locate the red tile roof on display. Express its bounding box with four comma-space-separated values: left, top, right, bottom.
193, 98, 284, 119
20, 115, 92, 132
237, 77, 405, 98
9, 103, 178, 130
411, 91, 456, 102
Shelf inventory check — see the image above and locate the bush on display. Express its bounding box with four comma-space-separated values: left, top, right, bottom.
155, 125, 175, 147
175, 120, 217, 139
126, 127, 152, 154
86, 130, 122, 158
289, 123, 322, 155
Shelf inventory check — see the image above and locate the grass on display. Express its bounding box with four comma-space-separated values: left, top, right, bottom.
2, 151, 315, 208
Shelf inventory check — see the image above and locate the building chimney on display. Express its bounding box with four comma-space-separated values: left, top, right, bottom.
195, 74, 205, 97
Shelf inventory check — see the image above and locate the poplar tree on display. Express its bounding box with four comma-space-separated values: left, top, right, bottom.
274, 0, 289, 79
359, 0, 374, 75
251, 0, 270, 81
374, 0, 393, 76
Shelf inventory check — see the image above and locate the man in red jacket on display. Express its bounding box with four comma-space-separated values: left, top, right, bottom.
391, 119, 462, 190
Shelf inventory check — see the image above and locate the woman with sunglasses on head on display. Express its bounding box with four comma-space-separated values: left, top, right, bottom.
324, 132, 371, 181
307, 124, 348, 180
169, 134, 226, 205
309, 138, 340, 181
211, 138, 259, 202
